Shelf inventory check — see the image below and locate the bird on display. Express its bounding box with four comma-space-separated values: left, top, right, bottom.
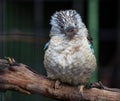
44, 10, 96, 93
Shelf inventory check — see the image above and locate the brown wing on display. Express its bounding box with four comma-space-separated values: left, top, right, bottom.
87, 34, 93, 44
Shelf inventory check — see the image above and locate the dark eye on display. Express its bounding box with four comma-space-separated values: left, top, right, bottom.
61, 26, 64, 29
75, 23, 77, 26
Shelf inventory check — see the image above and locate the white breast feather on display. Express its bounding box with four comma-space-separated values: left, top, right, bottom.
44, 34, 96, 85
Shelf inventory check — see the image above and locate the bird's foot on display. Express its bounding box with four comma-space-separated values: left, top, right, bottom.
4, 57, 18, 66
90, 81, 104, 89
54, 80, 61, 89
78, 85, 85, 97
90, 81, 120, 92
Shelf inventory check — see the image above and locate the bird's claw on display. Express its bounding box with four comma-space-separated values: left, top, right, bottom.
78, 85, 84, 97
54, 80, 61, 89
90, 81, 104, 89
4, 57, 16, 66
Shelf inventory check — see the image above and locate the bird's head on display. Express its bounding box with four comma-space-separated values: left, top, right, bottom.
50, 10, 85, 38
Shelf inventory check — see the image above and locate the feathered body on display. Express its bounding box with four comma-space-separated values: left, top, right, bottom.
44, 10, 96, 85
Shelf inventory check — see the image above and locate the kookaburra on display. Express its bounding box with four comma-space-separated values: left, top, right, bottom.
44, 10, 96, 93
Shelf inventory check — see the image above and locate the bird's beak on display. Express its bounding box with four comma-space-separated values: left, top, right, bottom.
65, 26, 75, 33
65, 26, 77, 37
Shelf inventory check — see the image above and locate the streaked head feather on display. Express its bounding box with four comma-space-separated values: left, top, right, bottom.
50, 10, 86, 37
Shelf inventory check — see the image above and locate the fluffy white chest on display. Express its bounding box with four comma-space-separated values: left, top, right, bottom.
44, 36, 96, 85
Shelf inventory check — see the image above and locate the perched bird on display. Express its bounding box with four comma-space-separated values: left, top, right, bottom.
44, 10, 96, 92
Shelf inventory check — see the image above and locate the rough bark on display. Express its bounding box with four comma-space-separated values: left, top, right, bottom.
0, 59, 120, 101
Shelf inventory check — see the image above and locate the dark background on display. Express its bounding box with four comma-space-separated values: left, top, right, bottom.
0, 0, 120, 101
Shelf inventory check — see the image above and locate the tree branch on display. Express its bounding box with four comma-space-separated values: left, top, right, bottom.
0, 59, 120, 101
